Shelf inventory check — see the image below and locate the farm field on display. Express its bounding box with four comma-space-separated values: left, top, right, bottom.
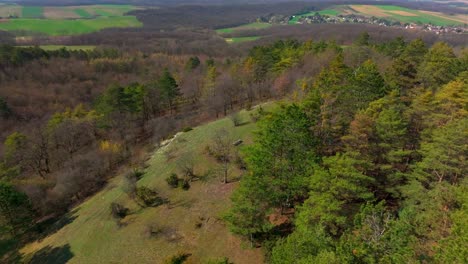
350, 5, 466, 26
19, 105, 274, 264
0, 4, 142, 36
216, 22, 271, 34
289, 5, 466, 26
0, 16, 142, 36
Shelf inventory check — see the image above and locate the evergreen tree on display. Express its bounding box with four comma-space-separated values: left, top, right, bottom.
0, 182, 34, 236
158, 69, 180, 113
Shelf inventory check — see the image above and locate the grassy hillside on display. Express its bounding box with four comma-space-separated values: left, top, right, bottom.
20, 105, 274, 263
216, 22, 271, 34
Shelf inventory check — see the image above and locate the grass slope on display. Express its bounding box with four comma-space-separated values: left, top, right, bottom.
74, 9, 93, 19
0, 16, 142, 36
216, 22, 271, 34
20, 106, 273, 264
226, 36, 261, 43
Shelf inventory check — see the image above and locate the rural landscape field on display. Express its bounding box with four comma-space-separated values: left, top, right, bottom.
0, 0, 467, 264
0, 4, 142, 36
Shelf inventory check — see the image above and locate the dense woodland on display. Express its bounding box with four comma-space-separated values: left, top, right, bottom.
225, 36, 467, 263
0, 0, 467, 262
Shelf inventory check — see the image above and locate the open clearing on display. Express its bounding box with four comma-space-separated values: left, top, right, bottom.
0, 16, 142, 36
216, 22, 271, 34
226, 36, 261, 43
20, 106, 274, 263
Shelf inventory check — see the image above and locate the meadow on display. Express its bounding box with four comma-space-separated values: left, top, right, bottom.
216, 22, 271, 34
20, 105, 274, 263
0, 4, 142, 36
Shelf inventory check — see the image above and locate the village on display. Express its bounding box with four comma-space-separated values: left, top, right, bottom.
288, 13, 467, 35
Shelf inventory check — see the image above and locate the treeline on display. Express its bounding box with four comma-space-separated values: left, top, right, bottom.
0, 45, 120, 67
225, 36, 467, 262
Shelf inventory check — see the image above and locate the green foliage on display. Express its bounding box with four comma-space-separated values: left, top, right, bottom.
95, 83, 147, 115
0, 96, 12, 118
166, 173, 179, 188
185, 56, 200, 71
158, 69, 180, 111
418, 42, 460, 89
164, 252, 190, 264
136, 186, 165, 207
0, 182, 34, 236
4, 132, 27, 165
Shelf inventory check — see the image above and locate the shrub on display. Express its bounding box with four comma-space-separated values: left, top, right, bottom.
178, 180, 190, 190
164, 252, 191, 264
136, 186, 165, 207
166, 173, 180, 188
110, 202, 129, 219
229, 112, 242, 126
182, 127, 193, 132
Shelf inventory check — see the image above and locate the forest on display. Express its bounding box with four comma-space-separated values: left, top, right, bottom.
0, 0, 467, 263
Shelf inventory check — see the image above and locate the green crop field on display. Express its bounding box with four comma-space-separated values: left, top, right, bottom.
226, 36, 261, 43
216, 22, 271, 34
0, 4, 142, 36
21, 6, 43, 18
74, 8, 93, 18
20, 105, 276, 263
0, 16, 142, 36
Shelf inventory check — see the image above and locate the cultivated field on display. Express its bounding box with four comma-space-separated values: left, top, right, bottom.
0, 5, 142, 36
290, 5, 466, 26
20, 106, 273, 263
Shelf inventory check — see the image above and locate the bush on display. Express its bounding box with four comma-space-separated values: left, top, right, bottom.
110, 202, 129, 219
164, 252, 191, 264
166, 173, 180, 188
136, 186, 165, 207
178, 180, 190, 190
182, 127, 193, 132
229, 112, 242, 126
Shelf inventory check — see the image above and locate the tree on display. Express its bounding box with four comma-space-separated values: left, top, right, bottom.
418, 42, 459, 90
386, 38, 427, 96
350, 59, 386, 110
243, 104, 316, 211
0, 96, 12, 119
297, 153, 374, 236
158, 69, 180, 114
185, 56, 201, 71
211, 128, 234, 184
0, 182, 34, 237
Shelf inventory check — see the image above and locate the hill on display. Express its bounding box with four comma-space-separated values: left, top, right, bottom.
18, 105, 273, 263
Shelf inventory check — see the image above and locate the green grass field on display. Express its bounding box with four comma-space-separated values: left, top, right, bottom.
74, 8, 93, 18
225, 36, 261, 43
20, 105, 276, 263
0, 16, 142, 36
0, 4, 142, 36
216, 22, 271, 34
21, 6, 43, 18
